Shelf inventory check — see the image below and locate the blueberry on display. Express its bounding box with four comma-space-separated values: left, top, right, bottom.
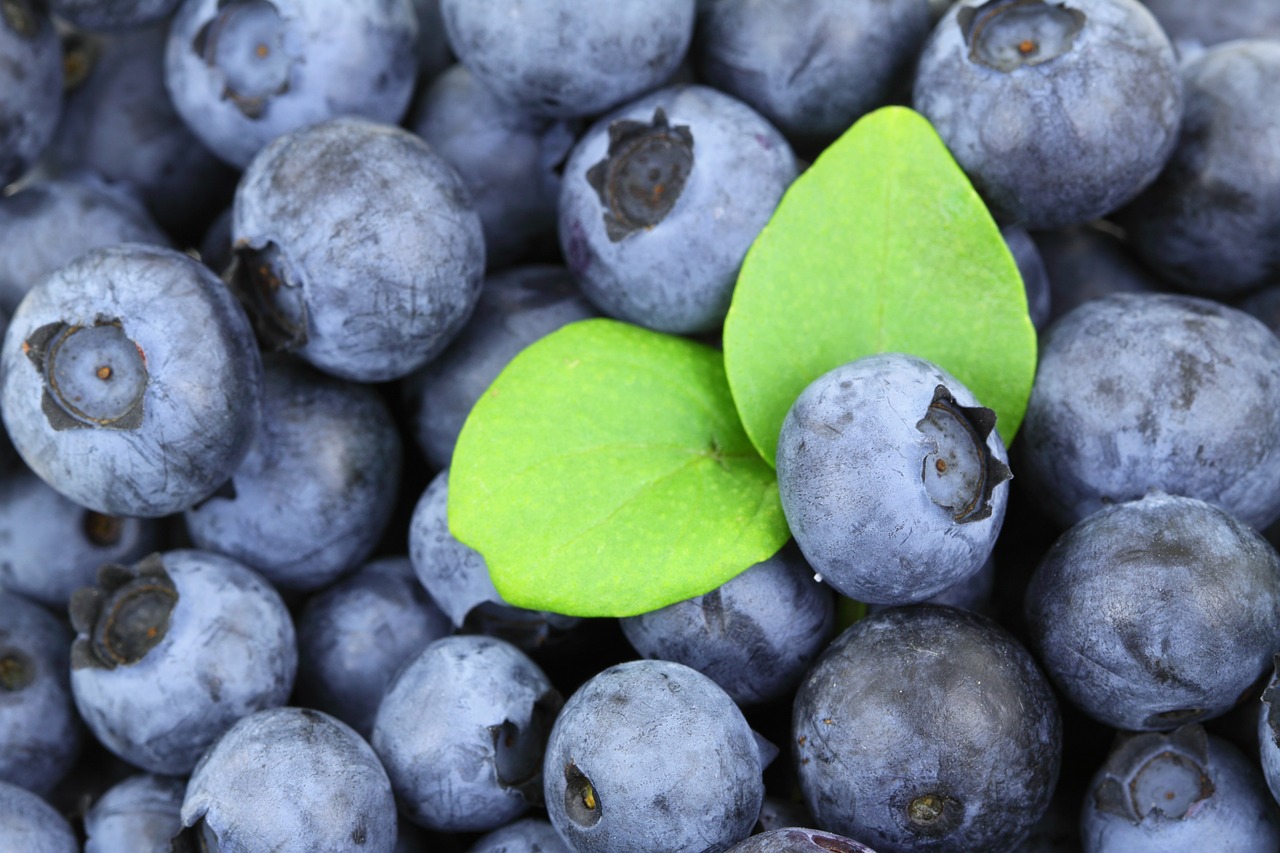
408, 468, 580, 647
183, 355, 403, 592
48, 0, 180, 32
1002, 225, 1052, 331
913, 0, 1181, 228
440, 0, 695, 119
294, 556, 452, 739
0, 175, 171, 315
68, 550, 297, 774
0, 780, 77, 853
793, 606, 1061, 852
400, 265, 597, 470
1118, 40, 1280, 296
0, 0, 62, 187
0, 465, 160, 609
83, 773, 184, 853
1260, 658, 1280, 805
694, 0, 931, 145
1018, 293, 1280, 529
164, 0, 418, 168
543, 659, 765, 853
1080, 725, 1280, 851
372, 635, 563, 832
0, 243, 263, 518
1141, 0, 1280, 51
776, 352, 1011, 605
408, 64, 579, 269
0, 591, 82, 796
723, 828, 877, 853
410, 0, 451, 84
866, 556, 997, 616
469, 817, 572, 853
179, 706, 398, 852
558, 84, 797, 333
1030, 223, 1163, 325
46, 25, 238, 243
1025, 492, 1280, 731
619, 541, 835, 706
229, 116, 486, 382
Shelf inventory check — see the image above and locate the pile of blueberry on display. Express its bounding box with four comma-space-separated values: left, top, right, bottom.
2, 0, 1280, 851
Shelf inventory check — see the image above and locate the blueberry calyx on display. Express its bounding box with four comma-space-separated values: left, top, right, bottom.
1, 0, 37, 38
192, 0, 293, 119
1092, 725, 1215, 823
564, 762, 603, 827
70, 554, 178, 671
899, 790, 965, 837
958, 0, 1086, 73
585, 106, 694, 242
227, 240, 308, 351
24, 318, 148, 432
0, 649, 34, 692
82, 511, 124, 547
60, 30, 99, 90
916, 385, 1011, 523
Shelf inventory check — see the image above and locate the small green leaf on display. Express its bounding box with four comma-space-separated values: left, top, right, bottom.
448, 318, 790, 618
723, 105, 1037, 467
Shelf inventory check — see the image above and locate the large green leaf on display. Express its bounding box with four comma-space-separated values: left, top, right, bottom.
448, 318, 790, 617
723, 106, 1037, 467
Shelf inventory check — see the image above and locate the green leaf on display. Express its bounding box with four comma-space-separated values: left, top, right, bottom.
448, 318, 790, 618
723, 105, 1037, 467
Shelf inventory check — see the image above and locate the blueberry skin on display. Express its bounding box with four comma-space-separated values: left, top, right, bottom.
724, 828, 877, 853
0, 591, 82, 796
0, 244, 263, 518
165, 0, 418, 168
408, 65, 579, 269
695, 0, 931, 144
0, 780, 77, 853
558, 84, 797, 334
1025, 492, 1280, 731
1003, 225, 1052, 331
1142, 0, 1280, 50
0, 1, 62, 187
48, 0, 180, 31
400, 265, 597, 469
83, 773, 184, 853
180, 706, 398, 853
231, 117, 485, 382
441, 0, 694, 119
184, 356, 403, 592
1080, 726, 1280, 852
776, 352, 1010, 605
469, 817, 572, 853
543, 659, 765, 853
372, 635, 563, 832
1259, 660, 1280, 805
1030, 224, 1163, 325
793, 606, 1062, 853
69, 550, 297, 774
619, 542, 835, 705
1018, 293, 1280, 529
408, 468, 579, 648
913, 0, 1181, 229
295, 556, 452, 739
1119, 40, 1280, 296
46, 25, 237, 243
0, 465, 160, 609
0, 175, 171, 315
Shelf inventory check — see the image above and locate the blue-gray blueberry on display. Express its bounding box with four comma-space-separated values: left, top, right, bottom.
179, 706, 398, 852
558, 84, 797, 334
49, 0, 180, 32
1260, 658, 1280, 806
0, 0, 61, 187
913, 0, 1181, 228
0, 244, 262, 517
69, 550, 297, 774
776, 352, 1010, 605
468, 817, 572, 853
1030, 223, 1163, 325
184, 355, 403, 592
440, 0, 694, 119
724, 828, 877, 853
83, 773, 184, 853
1141, 0, 1280, 51
1018, 293, 1280, 529
230, 116, 485, 382
1025, 492, 1280, 731
0, 780, 77, 853
543, 658, 765, 853
793, 606, 1061, 853
164, 0, 418, 168
1080, 725, 1280, 851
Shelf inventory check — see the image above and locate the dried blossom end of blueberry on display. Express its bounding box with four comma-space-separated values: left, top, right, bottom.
916, 385, 1011, 523
585, 106, 695, 242
70, 553, 179, 671
24, 318, 148, 432
1092, 725, 1215, 824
